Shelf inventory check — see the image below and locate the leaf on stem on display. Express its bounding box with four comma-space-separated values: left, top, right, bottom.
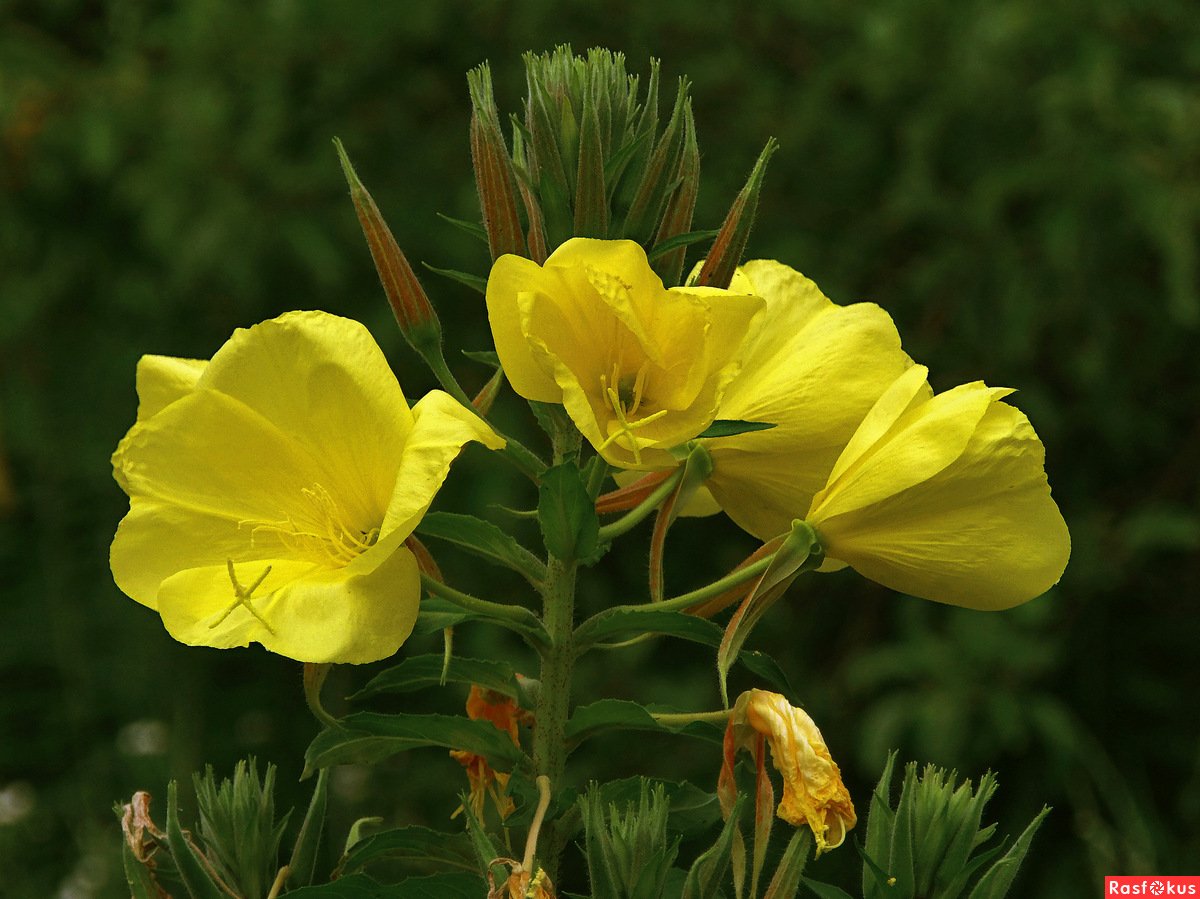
416, 511, 547, 586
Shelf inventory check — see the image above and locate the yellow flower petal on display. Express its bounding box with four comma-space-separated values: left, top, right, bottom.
807, 372, 1070, 609
156, 534, 420, 663
702, 261, 913, 539
486, 238, 762, 469
135, 355, 207, 420
382, 389, 505, 536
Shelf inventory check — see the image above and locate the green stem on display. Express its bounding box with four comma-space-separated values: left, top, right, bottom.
529, 417, 582, 879
651, 709, 732, 727
420, 574, 549, 646
595, 466, 685, 543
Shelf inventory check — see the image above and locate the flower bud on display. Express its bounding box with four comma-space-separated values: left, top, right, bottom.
334, 139, 443, 355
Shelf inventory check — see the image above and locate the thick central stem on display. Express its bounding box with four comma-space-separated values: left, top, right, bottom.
532, 548, 578, 878
531, 418, 582, 878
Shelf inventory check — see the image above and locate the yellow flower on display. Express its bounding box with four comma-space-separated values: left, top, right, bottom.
485, 238, 763, 469
723, 689, 856, 854
110, 311, 503, 663
678, 260, 914, 539
805, 364, 1070, 609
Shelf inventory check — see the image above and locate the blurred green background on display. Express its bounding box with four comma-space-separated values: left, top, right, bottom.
3, 0, 1198, 895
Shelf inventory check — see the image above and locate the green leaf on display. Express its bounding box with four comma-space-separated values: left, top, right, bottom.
538, 463, 600, 562
597, 777, 724, 837
436, 212, 488, 243
421, 262, 486, 295
647, 229, 720, 262
681, 794, 745, 899
800, 878, 857, 898
697, 419, 777, 439
284, 871, 486, 898
287, 768, 329, 888
574, 607, 796, 695
863, 753, 897, 899
888, 764, 918, 899
164, 781, 231, 899
415, 511, 547, 585
576, 606, 725, 647
411, 598, 471, 636
461, 349, 502, 367
304, 712, 527, 778
353, 654, 519, 701
119, 839, 162, 899
761, 829, 812, 899
337, 825, 478, 876
564, 699, 721, 750
966, 807, 1050, 899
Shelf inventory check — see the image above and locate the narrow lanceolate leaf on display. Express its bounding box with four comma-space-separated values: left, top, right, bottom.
695, 137, 778, 290
863, 753, 898, 899
287, 768, 329, 889
564, 699, 722, 750
697, 419, 777, 439
283, 871, 486, 898
353, 654, 519, 701
421, 262, 487, 295
651, 104, 700, 287
681, 795, 746, 899
164, 781, 234, 899
574, 84, 608, 238
761, 830, 812, 899
415, 511, 547, 585
303, 712, 528, 778
335, 825, 478, 876
119, 839, 161, 899
334, 138, 442, 352
436, 212, 489, 244
966, 807, 1051, 899
799, 878, 857, 898
467, 64, 526, 260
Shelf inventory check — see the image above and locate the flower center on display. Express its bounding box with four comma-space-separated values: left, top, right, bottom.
598, 361, 667, 465
242, 483, 381, 568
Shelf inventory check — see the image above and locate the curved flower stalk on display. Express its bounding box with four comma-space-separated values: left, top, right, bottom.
486, 238, 763, 469
110, 311, 503, 663
721, 689, 856, 855
804, 364, 1070, 609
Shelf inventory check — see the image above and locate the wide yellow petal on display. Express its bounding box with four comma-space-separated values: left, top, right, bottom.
544, 237, 663, 300
135, 356, 207, 420
197, 310, 412, 527
811, 376, 1007, 523
381, 390, 505, 536
114, 387, 333, 531
703, 262, 912, 540
157, 533, 420, 663
486, 254, 566, 402
111, 496, 288, 609
814, 401, 1069, 609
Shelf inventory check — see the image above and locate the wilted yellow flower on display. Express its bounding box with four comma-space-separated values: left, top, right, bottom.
485, 238, 763, 469
805, 364, 1070, 609
110, 311, 503, 663
450, 685, 528, 822
724, 689, 856, 854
